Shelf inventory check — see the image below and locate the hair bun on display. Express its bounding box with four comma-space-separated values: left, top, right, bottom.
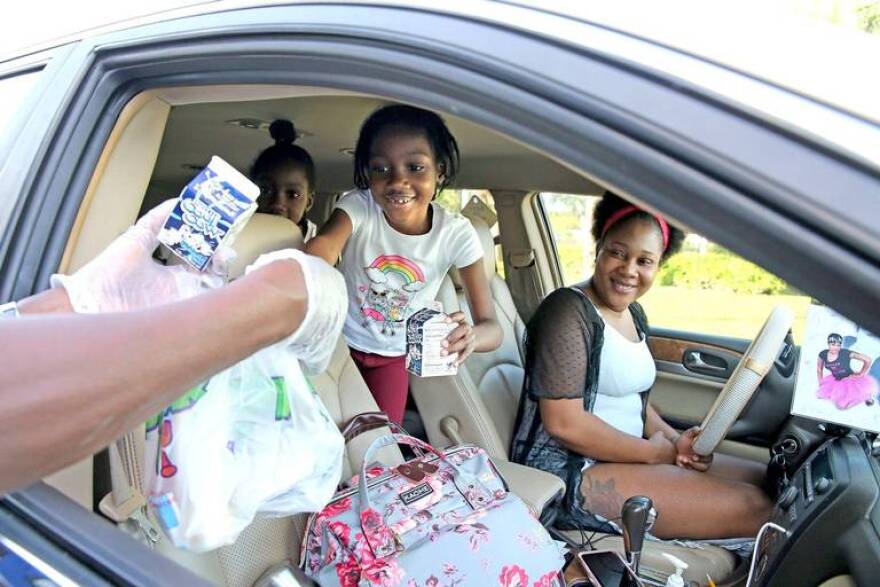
269, 119, 297, 145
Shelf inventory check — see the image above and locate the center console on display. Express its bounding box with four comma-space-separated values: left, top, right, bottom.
751, 435, 880, 586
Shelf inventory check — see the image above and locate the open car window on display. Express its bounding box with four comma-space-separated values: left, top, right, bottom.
540, 192, 812, 342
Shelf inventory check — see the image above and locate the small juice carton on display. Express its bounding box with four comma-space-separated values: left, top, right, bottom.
158, 155, 260, 271
406, 302, 459, 377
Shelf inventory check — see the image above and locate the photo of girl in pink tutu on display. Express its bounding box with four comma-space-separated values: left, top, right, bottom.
816, 333, 878, 410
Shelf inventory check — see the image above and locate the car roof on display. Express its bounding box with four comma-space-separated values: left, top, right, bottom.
507, 0, 880, 125
6, 0, 878, 124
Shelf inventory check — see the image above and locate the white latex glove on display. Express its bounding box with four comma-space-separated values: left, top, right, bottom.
51, 199, 233, 313
245, 249, 347, 375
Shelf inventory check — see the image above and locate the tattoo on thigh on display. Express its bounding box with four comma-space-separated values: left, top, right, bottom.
580, 471, 624, 518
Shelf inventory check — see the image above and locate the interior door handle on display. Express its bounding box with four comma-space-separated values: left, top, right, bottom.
684, 351, 727, 373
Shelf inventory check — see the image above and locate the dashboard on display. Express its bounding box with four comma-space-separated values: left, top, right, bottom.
754, 434, 880, 586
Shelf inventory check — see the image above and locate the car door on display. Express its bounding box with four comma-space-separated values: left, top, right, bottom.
640, 248, 802, 458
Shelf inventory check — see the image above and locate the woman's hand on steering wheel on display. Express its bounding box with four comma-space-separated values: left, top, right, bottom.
674, 426, 714, 472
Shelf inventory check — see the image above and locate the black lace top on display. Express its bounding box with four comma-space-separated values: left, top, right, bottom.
510, 286, 651, 489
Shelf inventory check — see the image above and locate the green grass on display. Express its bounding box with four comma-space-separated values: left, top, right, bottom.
640, 286, 812, 343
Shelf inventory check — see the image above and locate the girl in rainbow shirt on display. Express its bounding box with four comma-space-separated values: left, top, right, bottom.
307, 105, 502, 424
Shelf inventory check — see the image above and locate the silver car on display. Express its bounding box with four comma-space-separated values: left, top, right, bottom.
1, 2, 878, 586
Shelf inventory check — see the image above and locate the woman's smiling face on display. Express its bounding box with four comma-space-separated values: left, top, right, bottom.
591, 217, 664, 312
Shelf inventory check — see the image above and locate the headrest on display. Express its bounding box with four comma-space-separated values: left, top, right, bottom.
449, 217, 496, 289
227, 213, 304, 279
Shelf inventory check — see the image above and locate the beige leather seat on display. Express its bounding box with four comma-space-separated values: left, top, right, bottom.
106, 214, 402, 586
409, 218, 741, 585
407, 219, 564, 520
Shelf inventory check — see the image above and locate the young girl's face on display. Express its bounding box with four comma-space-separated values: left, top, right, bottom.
366, 127, 442, 235
256, 162, 311, 225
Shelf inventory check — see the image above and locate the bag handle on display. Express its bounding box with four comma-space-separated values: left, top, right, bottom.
339, 412, 424, 458
340, 412, 425, 461
341, 411, 396, 442
356, 433, 494, 558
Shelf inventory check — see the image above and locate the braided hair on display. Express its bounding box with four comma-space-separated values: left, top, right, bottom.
250, 119, 316, 190
590, 191, 685, 263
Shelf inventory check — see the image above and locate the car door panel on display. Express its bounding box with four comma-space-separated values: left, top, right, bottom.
649, 369, 724, 429
3, 483, 210, 586
648, 328, 796, 448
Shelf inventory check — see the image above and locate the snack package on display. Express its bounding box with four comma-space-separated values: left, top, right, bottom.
405, 302, 459, 377
158, 155, 259, 271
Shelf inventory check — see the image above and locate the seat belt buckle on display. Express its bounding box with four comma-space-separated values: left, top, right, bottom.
98, 491, 162, 545
131, 507, 163, 545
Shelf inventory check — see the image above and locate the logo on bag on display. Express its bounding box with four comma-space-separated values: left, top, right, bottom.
271, 376, 291, 421
399, 482, 434, 505
146, 381, 210, 479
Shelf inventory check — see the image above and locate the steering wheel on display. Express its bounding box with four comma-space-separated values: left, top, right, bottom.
692, 305, 795, 456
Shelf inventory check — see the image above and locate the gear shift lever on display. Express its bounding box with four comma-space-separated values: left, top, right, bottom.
621, 495, 655, 576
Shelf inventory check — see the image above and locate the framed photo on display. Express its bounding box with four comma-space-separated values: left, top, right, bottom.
791, 305, 880, 433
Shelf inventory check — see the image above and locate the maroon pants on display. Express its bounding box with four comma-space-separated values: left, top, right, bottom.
349, 348, 409, 425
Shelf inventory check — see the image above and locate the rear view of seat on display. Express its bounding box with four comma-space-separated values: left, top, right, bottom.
409, 218, 564, 516
410, 217, 526, 459
409, 217, 740, 585
105, 213, 401, 586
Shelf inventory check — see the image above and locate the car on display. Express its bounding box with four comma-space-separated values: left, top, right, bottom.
1, 2, 879, 586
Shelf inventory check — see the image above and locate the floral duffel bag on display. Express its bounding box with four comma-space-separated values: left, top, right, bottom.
301, 433, 565, 587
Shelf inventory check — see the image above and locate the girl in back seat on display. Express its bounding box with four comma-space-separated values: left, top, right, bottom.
306, 104, 502, 424
251, 119, 319, 242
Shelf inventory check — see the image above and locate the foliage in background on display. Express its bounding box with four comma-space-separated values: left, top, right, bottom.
858, 1, 880, 31
658, 246, 791, 295
435, 189, 463, 213
787, 0, 880, 35
435, 189, 506, 277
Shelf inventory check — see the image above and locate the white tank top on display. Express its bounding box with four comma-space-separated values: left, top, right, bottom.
591, 307, 656, 438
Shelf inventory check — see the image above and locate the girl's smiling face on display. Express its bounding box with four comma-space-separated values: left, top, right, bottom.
255, 162, 311, 224
591, 218, 664, 313
366, 126, 443, 235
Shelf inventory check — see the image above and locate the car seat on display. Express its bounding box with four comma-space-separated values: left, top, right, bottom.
408, 217, 742, 585
102, 213, 403, 586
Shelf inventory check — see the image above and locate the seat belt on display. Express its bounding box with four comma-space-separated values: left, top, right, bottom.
98, 424, 163, 547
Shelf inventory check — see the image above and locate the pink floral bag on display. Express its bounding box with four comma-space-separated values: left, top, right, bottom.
301, 433, 565, 587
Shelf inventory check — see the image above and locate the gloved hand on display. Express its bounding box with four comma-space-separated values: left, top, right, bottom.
246, 249, 347, 375
51, 199, 233, 313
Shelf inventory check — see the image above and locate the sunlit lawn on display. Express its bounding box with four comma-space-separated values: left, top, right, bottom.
640, 286, 812, 343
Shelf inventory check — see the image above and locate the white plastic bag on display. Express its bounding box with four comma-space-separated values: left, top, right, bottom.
142, 249, 348, 552
143, 346, 344, 552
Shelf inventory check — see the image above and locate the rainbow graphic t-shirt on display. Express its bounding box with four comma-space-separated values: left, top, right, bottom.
335, 189, 484, 356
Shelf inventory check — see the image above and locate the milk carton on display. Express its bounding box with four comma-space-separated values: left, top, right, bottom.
405, 302, 459, 377
158, 156, 260, 271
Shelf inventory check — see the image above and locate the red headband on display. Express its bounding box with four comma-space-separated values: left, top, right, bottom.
601, 205, 670, 251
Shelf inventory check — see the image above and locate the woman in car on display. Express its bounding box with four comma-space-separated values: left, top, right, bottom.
511, 192, 772, 540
